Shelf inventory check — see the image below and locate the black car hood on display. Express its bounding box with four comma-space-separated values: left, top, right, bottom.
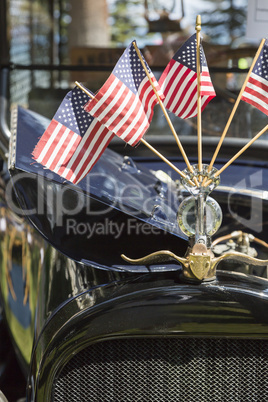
8, 106, 189, 271
8, 106, 268, 273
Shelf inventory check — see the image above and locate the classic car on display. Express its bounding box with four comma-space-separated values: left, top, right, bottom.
1, 0, 268, 401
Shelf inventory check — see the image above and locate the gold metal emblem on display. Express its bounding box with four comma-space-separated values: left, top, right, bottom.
121, 240, 268, 282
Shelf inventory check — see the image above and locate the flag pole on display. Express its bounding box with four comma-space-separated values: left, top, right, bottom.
75, 81, 194, 185
195, 15, 202, 177
140, 138, 194, 184
206, 123, 268, 185
206, 38, 266, 175
75, 81, 97, 99
132, 41, 199, 187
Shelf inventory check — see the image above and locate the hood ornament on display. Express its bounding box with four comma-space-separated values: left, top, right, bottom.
121, 166, 268, 281
178, 164, 221, 248
121, 243, 268, 281
122, 165, 222, 281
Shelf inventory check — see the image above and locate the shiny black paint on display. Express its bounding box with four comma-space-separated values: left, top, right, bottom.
10, 168, 188, 268
28, 270, 268, 399
9, 164, 268, 271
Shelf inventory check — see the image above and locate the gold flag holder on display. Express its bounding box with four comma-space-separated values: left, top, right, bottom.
195, 15, 203, 178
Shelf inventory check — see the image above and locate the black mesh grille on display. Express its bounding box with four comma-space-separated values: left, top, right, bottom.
53, 337, 268, 402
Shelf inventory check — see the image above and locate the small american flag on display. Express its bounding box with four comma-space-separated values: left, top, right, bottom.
84, 41, 164, 146
159, 34, 216, 119
241, 39, 268, 115
32, 86, 114, 184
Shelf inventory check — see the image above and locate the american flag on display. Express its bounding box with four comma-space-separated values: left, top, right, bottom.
159, 34, 216, 119
241, 39, 268, 115
32, 86, 114, 184
84, 41, 164, 146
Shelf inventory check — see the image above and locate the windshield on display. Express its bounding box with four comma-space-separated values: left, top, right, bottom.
4, 0, 268, 142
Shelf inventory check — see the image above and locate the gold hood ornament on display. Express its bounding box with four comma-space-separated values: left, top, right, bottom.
121, 165, 268, 281
121, 242, 268, 281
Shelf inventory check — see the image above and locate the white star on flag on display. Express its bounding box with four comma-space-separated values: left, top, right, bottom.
159, 34, 216, 119
84, 41, 164, 146
32, 86, 114, 184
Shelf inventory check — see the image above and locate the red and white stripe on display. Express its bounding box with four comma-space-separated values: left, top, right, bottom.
32, 118, 114, 184
84, 73, 163, 146
241, 72, 268, 116
159, 59, 215, 119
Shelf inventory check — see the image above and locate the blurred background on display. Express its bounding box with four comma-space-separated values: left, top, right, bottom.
1, 0, 267, 139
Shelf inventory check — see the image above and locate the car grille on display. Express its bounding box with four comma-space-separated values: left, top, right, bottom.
53, 337, 268, 401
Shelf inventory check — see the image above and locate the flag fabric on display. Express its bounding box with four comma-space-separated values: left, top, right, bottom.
159, 34, 216, 119
241, 39, 268, 115
32, 86, 114, 184
84, 41, 164, 146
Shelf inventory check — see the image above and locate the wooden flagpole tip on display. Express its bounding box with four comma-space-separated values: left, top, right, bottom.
195, 15, 201, 31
